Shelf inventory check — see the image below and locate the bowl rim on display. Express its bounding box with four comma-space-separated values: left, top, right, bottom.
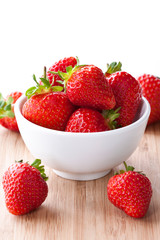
15, 95, 150, 137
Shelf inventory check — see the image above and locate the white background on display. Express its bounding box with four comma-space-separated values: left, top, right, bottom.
0, 0, 160, 96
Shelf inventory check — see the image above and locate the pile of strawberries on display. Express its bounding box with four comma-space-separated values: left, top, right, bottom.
1, 56, 159, 218
18, 58, 143, 132
1, 56, 160, 133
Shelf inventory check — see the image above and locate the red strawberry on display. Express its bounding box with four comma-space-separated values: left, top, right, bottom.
0, 91, 22, 132
65, 107, 120, 133
50, 64, 116, 110
42, 56, 77, 88
108, 71, 142, 126
2, 159, 48, 215
22, 67, 75, 131
23, 92, 75, 130
107, 162, 152, 218
105, 61, 122, 78
137, 74, 160, 125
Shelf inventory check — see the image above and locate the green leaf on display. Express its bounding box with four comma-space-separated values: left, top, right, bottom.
137, 171, 146, 176
102, 107, 120, 130
0, 93, 4, 101
7, 111, 15, 118
127, 166, 135, 171
106, 62, 122, 74
58, 71, 67, 81
123, 161, 135, 171
25, 86, 37, 98
114, 161, 137, 175
33, 74, 39, 85
48, 71, 58, 75
66, 65, 73, 73
56, 80, 64, 85
0, 93, 15, 119
52, 86, 63, 92
0, 115, 6, 119
4, 104, 11, 111
6, 96, 14, 105
0, 100, 5, 108
31, 159, 48, 181
50, 76, 55, 86
0, 109, 15, 118
26, 66, 63, 98
39, 77, 51, 87
31, 158, 41, 167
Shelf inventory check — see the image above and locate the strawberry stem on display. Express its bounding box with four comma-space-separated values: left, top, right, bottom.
31, 159, 48, 181
48, 59, 86, 92
25, 67, 63, 99
102, 107, 120, 129
114, 161, 146, 175
123, 161, 135, 171
44, 66, 46, 79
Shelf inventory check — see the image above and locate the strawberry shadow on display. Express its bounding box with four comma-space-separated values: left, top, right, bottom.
18, 204, 59, 221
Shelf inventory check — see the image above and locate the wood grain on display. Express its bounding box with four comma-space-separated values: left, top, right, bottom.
0, 123, 160, 240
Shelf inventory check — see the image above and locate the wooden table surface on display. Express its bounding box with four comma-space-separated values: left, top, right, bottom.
0, 123, 160, 240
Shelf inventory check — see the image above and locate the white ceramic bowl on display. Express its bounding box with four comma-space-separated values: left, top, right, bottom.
15, 95, 150, 181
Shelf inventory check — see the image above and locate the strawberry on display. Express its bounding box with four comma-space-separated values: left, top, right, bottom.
2, 159, 48, 215
23, 92, 75, 130
22, 67, 75, 131
137, 74, 160, 125
108, 71, 142, 127
0, 91, 22, 132
65, 107, 120, 133
50, 64, 116, 110
105, 61, 122, 78
42, 56, 77, 88
107, 162, 152, 218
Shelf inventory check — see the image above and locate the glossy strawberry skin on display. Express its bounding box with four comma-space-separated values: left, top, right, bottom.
67, 65, 116, 110
0, 117, 19, 132
0, 92, 22, 132
65, 108, 110, 133
22, 92, 75, 131
137, 74, 160, 125
46, 57, 77, 87
108, 72, 142, 127
2, 162, 48, 215
107, 171, 152, 218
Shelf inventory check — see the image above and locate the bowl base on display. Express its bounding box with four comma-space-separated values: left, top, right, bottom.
53, 169, 111, 181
